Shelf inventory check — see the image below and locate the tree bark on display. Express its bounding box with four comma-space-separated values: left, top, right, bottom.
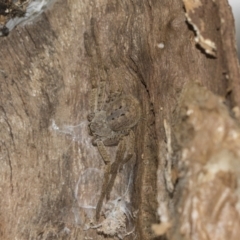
0, 0, 240, 239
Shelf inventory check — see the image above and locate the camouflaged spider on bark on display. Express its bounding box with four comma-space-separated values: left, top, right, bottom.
88, 80, 141, 220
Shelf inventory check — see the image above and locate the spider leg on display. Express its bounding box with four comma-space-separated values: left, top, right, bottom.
89, 71, 106, 114
97, 78, 106, 111
96, 140, 111, 164
96, 161, 111, 221
105, 138, 126, 200
106, 130, 135, 200
96, 141, 111, 220
119, 130, 135, 171
89, 87, 98, 113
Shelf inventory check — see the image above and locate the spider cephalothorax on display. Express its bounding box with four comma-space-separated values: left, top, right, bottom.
89, 94, 141, 146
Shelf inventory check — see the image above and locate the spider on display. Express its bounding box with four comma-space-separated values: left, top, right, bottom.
88, 80, 141, 220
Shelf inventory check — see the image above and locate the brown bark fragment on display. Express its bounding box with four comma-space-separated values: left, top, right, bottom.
183, 0, 218, 56
183, 0, 240, 106
170, 82, 240, 240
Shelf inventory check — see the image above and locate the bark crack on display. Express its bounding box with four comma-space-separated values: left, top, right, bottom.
0, 106, 15, 147
25, 27, 38, 49
2, 141, 13, 193
6, 145, 13, 193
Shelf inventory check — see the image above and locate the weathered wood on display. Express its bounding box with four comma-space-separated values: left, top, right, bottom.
0, 0, 239, 239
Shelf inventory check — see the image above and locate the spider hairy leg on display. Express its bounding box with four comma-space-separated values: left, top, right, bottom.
89, 87, 98, 112
95, 140, 111, 220
96, 161, 111, 221
96, 140, 111, 164
119, 130, 135, 171
97, 79, 106, 111
105, 139, 127, 200
106, 130, 135, 200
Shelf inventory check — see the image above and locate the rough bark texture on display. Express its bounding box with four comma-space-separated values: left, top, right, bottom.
0, 0, 240, 240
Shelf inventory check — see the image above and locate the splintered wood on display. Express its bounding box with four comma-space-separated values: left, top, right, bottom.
169, 82, 240, 240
